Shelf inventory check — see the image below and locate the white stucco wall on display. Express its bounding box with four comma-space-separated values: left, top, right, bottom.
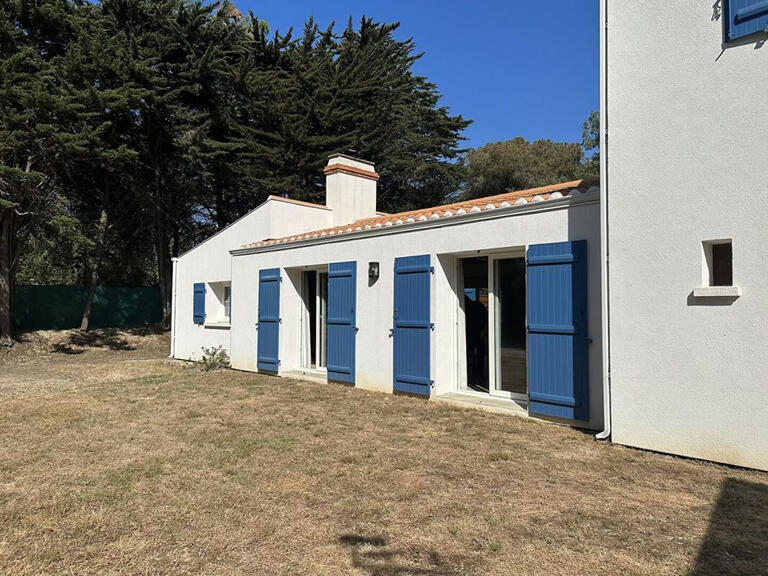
171, 198, 332, 360
228, 196, 604, 430
606, 1, 768, 469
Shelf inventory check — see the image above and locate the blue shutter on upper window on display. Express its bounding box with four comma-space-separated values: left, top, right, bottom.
726, 0, 768, 41
193, 283, 206, 324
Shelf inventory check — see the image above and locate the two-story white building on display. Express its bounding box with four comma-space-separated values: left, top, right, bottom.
602, 0, 768, 470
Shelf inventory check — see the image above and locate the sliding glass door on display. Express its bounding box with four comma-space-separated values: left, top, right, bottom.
458, 251, 527, 401
303, 269, 329, 370
492, 256, 527, 399
318, 271, 328, 368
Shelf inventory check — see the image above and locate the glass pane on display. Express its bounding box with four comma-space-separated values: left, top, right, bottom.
495, 258, 527, 395
319, 272, 329, 368
462, 257, 489, 392
306, 272, 317, 367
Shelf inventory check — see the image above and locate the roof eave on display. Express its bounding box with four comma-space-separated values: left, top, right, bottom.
230, 191, 599, 257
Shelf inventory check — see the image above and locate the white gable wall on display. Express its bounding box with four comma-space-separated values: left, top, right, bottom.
605, 1, 768, 469
170, 198, 332, 361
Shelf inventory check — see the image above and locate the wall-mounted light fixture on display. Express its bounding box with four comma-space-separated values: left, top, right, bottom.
368, 261, 380, 282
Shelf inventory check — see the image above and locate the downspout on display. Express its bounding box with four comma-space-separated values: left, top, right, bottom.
169, 257, 178, 358
596, 0, 612, 441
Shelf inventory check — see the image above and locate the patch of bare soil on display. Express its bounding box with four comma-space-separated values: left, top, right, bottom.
0, 325, 169, 364
0, 333, 767, 575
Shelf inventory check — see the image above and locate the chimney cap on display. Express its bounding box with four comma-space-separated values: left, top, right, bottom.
327, 152, 375, 167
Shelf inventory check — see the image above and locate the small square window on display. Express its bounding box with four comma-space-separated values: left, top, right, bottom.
694, 239, 739, 299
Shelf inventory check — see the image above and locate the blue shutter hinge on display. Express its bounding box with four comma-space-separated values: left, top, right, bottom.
430, 266, 435, 274
430, 323, 435, 331
430, 380, 435, 389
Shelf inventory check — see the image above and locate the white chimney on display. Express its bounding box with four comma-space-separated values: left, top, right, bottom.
324, 154, 379, 226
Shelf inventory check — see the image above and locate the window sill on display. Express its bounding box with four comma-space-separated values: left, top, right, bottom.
693, 286, 741, 298
204, 321, 231, 329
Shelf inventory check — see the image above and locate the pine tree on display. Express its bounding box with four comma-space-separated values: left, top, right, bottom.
0, 0, 80, 342
1, 3, 472, 338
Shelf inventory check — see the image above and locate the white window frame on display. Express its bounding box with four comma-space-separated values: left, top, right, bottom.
694, 239, 740, 298
223, 285, 231, 319
453, 248, 528, 402
299, 266, 329, 372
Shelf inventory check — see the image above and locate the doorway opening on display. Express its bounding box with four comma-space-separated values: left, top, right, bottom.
462, 257, 489, 392
301, 268, 328, 370
458, 252, 527, 400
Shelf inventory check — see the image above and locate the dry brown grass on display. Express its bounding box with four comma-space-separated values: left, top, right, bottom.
1, 329, 767, 575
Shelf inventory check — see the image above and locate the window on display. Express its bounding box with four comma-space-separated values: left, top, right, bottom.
202, 282, 232, 326
710, 243, 733, 286
695, 239, 740, 298
703, 240, 733, 287
223, 285, 231, 319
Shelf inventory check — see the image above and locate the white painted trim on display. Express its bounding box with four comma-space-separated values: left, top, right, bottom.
170, 257, 178, 358
693, 286, 741, 298
204, 321, 231, 329
597, 0, 611, 441
488, 251, 528, 403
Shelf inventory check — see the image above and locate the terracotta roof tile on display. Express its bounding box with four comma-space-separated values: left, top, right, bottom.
243, 179, 598, 249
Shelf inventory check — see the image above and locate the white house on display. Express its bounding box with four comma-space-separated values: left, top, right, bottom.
171, 154, 604, 430
601, 0, 768, 470
171, 1, 768, 471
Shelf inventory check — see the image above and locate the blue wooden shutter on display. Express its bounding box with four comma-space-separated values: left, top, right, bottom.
193, 283, 206, 324
726, 0, 768, 41
393, 255, 432, 396
257, 268, 281, 372
327, 261, 356, 383
527, 241, 589, 421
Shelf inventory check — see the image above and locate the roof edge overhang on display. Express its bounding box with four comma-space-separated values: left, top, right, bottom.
230, 191, 599, 257
176, 194, 330, 260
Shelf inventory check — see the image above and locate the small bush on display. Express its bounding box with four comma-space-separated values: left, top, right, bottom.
199, 345, 230, 371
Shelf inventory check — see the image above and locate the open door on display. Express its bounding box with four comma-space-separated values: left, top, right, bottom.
527, 241, 588, 421
257, 268, 281, 372
393, 255, 432, 396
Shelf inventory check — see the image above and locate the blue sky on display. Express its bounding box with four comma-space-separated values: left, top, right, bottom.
236, 0, 599, 150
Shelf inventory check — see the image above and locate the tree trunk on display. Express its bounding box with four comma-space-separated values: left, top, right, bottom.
151, 136, 172, 330
154, 208, 172, 330
80, 208, 109, 331
0, 206, 25, 346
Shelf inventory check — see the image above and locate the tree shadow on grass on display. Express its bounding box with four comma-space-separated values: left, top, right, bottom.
691, 478, 768, 575
48, 325, 165, 354
338, 533, 465, 576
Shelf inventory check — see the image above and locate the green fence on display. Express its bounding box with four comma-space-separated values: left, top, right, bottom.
13, 285, 163, 331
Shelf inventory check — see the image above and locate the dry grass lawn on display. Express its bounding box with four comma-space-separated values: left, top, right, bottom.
1, 329, 767, 575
